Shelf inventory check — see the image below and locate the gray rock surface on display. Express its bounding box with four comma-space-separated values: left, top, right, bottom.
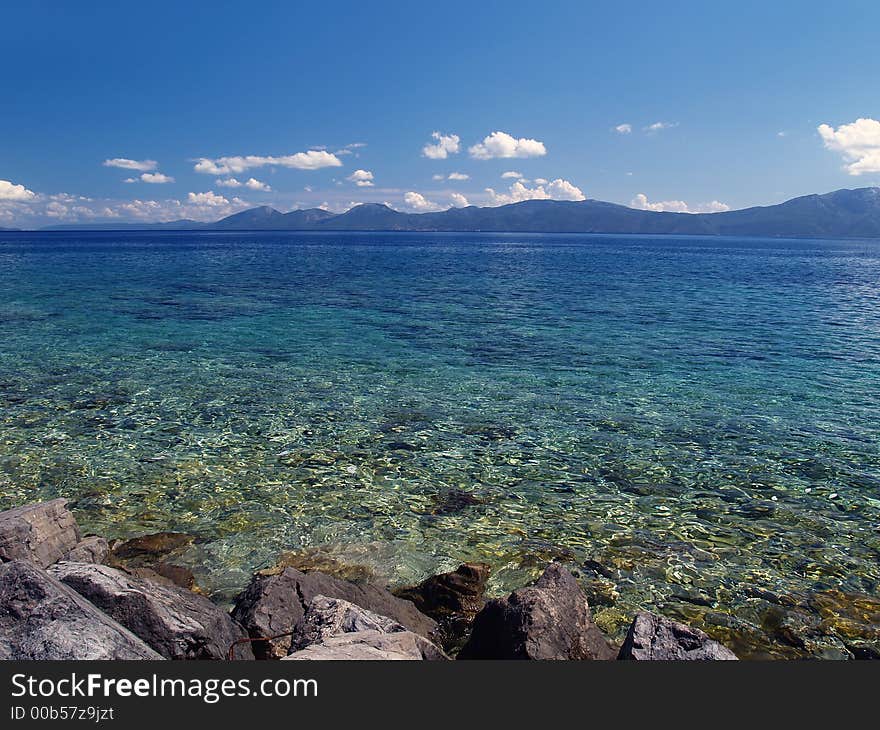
49, 561, 253, 660
458, 563, 617, 660
66, 536, 110, 564
0, 560, 162, 660
0, 499, 81, 568
618, 611, 738, 660
284, 595, 447, 661
231, 567, 437, 659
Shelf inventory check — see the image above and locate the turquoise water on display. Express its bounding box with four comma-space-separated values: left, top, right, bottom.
2, 231, 879, 658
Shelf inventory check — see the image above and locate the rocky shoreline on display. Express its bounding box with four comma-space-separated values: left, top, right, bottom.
0, 499, 737, 661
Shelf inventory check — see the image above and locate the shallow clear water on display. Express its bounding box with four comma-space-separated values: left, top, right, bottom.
2, 231, 879, 658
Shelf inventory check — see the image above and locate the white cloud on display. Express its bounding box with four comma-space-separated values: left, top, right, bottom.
818, 118, 880, 175
403, 191, 444, 212
630, 193, 730, 213
123, 172, 174, 184
433, 172, 469, 181
533, 177, 548, 185
469, 131, 547, 160
615, 124, 632, 134
346, 169, 375, 187
485, 178, 585, 205
644, 122, 678, 133
215, 177, 271, 190
187, 191, 230, 206
245, 177, 271, 191
193, 150, 342, 175
422, 132, 461, 159
449, 192, 469, 208
0, 179, 36, 201
103, 158, 158, 172
501, 170, 523, 179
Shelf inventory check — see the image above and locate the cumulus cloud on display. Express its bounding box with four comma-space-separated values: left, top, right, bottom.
469, 131, 547, 160
485, 178, 585, 205
630, 193, 730, 213
215, 177, 272, 191
187, 191, 231, 206
347, 169, 375, 187
193, 150, 342, 175
818, 118, 880, 175
124, 172, 174, 184
0, 179, 37, 201
449, 192, 469, 207
403, 191, 444, 212
103, 158, 158, 171
615, 124, 632, 134
501, 170, 524, 179
422, 132, 461, 159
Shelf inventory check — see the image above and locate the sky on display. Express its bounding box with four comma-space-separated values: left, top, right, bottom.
1, 0, 879, 227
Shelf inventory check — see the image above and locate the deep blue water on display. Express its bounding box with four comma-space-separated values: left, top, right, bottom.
2, 230, 879, 657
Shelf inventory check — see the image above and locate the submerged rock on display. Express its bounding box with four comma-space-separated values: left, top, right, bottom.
49, 561, 252, 660
0, 499, 81, 568
458, 563, 617, 660
429, 489, 484, 516
110, 531, 194, 561
284, 595, 448, 661
231, 567, 437, 659
0, 560, 162, 660
262, 548, 375, 584
618, 611, 738, 660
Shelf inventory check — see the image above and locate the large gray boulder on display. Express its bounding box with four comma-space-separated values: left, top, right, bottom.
0, 560, 162, 660
66, 536, 110, 564
49, 562, 253, 660
618, 612, 738, 660
284, 595, 448, 661
458, 563, 617, 660
0, 499, 81, 568
231, 567, 437, 659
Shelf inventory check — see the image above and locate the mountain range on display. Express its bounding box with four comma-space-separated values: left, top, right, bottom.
36, 187, 880, 238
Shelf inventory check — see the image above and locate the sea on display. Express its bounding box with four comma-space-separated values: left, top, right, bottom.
2, 230, 879, 658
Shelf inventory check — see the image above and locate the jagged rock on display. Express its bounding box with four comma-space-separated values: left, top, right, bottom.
618, 612, 738, 660
0, 560, 162, 660
283, 595, 447, 661
394, 563, 490, 621
458, 563, 617, 660
49, 561, 252, 660
231, 567, 436, 659
66, 535, 110, 564
0, 499, 81, 568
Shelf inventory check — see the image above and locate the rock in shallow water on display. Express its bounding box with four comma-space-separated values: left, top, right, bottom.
458, 563, 617, 660
0, 560, 162, 660
618, 611, 738, 660
394, 563, 490, 621
231, 567, 437, 659
48, 561, 252, 660
284, 595, 448, 661
0, 499, 81, 568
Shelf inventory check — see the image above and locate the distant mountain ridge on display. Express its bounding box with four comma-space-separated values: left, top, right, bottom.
35, 187, 880, 238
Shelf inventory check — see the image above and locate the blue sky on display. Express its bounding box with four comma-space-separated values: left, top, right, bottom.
2, 0, 879, 226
